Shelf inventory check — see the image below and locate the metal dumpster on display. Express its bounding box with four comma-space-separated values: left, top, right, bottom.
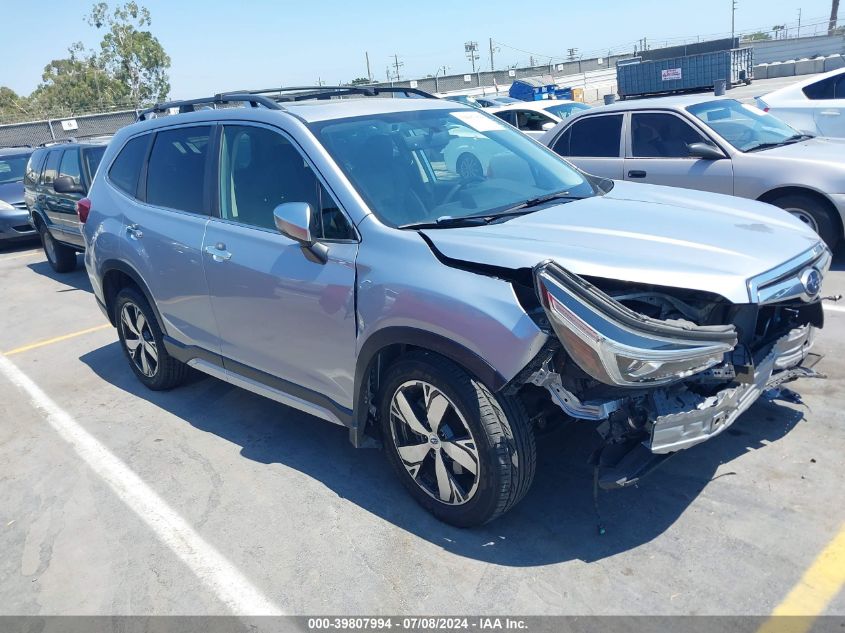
616, 48, 753, 98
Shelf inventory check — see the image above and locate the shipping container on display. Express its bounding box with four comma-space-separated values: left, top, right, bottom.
616, 48, 753, 98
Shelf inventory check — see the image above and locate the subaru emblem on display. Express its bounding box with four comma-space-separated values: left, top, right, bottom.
800, 268, 821, 297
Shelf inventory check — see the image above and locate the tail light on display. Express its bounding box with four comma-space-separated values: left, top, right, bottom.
76, 197, 91, 223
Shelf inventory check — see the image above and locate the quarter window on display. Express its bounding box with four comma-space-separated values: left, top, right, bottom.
109, 135, 150, 197
59, 150, 82, 187
146, 126, 211, 213
24, 151, 45, 187
218, 125, 353, 239
553, 115, 623, 157
631, 113, 708, 158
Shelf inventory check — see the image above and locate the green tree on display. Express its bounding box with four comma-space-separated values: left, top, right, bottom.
87, 1, 170, 107
30, 42, 126, 113
0, 87, 34, 122
349, 77, 374, 85
742, 31, 772, 41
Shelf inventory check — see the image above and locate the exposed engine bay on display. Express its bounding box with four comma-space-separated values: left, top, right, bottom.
508, 259, 828, 490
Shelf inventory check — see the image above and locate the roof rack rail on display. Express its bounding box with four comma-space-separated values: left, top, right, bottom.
38, 138, 76, 147
223, 85, 437, 102
136, 92, 284, 121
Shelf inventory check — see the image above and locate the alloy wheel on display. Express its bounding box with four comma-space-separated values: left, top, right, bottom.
786, 207, 820, 234
389, 380, 480, 505
43, 231, 57, 263
120, 302, 159, 378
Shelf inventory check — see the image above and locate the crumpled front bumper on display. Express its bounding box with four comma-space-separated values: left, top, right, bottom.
649, 325, 817, 454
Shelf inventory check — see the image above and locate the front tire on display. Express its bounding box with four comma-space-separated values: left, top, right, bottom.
114, 287, 187, 391
39, 224, 77, 273
379, 351, 536, 527
770, 193, 840, 249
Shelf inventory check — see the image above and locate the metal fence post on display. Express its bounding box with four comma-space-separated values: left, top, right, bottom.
46, 119, 56, 140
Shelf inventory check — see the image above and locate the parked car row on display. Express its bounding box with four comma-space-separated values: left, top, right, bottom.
538, 94, 845, 248
0, 80, 835, 527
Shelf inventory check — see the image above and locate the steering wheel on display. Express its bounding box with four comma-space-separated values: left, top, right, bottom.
441, 175, 484, 206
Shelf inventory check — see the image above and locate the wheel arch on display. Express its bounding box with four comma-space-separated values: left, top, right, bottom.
100, 259, 166, 331
350, 327, 508, 447
757, 186, 844, 238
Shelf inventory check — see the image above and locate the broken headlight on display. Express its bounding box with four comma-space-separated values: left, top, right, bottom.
534, 262, 738, 387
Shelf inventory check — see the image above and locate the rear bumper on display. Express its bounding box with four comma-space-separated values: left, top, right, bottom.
649, 325, 817, 454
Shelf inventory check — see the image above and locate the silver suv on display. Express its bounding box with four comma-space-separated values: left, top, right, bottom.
83, 87, 830, 527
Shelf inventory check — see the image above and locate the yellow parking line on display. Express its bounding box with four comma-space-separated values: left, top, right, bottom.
0, 250, 41, 262
757, 523, 845, 633
2, 323, 112, 356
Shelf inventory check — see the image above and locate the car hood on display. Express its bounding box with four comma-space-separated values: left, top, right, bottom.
752, 136, 845, 164
420, 181, 821, 304
0, 181, 24, 206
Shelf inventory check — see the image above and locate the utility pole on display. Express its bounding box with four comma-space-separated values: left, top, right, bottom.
464, 41, 479, 73
830, 0, 840, 34
567, 47, 578, 61
489, 38, 499, 71
797, 8, 802, 36
392, 53, 403, 82
365, 51, 372, 82
731, 0, 738, 45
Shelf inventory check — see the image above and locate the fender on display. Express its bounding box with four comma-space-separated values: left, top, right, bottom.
350, 326, 508, 447
99, 258, 168, 331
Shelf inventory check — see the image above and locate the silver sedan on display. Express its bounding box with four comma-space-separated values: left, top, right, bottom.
539, 95, 845, 248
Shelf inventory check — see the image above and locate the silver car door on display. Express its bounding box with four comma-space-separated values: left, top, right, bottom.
547, 113, 625, 179
202, 123, 359, 411
623, 111, 733, 194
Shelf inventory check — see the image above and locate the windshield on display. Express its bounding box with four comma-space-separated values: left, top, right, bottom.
545, 102, 591, 119
686, 99, 803, 152
0, 153, 31, 185
310, 108, 596, 228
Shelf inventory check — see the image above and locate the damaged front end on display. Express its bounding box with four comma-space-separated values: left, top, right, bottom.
522, 258, 828, 490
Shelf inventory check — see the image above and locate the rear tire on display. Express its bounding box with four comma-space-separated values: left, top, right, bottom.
770, 193, 840, 249
379, 351, 536, 527
39, 224, 76, 273
114, 287, 187, 391
456, 153, 484, 180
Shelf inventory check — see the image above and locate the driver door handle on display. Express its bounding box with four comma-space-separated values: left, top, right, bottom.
819, 110, 840, 116
628, 170, 647, 178
204, 243, 232, 262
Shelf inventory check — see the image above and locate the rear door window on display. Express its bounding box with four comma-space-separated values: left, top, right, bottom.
553, 115, 623, 157
109, 135, 150, 197
41, 150, 61, 186
803, 75, 836, 100
146, 126, 211, 214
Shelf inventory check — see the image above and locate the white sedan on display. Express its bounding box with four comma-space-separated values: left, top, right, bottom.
756, 67, 845, 137
488, 100, 592, 138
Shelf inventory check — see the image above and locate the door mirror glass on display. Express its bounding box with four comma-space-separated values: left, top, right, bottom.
273, 202, 313, 245
541, 121, 556, 132
53, 175, 85, 195
687, 141, 724, 160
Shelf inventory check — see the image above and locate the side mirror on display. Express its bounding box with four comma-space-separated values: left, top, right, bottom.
541, 122, 556, 132
273, 202, 313, 245
687, 142, 725, 160
273, 202, 329, 264
54, 175, 85, 195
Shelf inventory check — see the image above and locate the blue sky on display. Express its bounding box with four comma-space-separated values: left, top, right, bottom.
1, 0, 838, 99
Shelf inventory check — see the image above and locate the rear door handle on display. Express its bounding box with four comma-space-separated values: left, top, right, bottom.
819, 110, 840, 116
627, 170, 647, 178
204, 243, 232, 262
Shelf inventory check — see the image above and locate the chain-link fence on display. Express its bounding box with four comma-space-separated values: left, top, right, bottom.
0, 108, 139, 148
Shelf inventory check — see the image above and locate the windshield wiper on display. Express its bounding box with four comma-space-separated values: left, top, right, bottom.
399, 209, 533, 230
398, 191, 587, 230
746, 133, 813, 152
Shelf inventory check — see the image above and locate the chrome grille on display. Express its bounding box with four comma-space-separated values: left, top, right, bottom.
747, 243, 831, 305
